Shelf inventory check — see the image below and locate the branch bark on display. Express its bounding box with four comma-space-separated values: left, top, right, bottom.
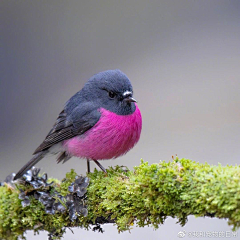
1, 158, 240, 239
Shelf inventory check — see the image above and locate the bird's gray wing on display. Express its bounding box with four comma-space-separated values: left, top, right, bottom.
33, 103, 101, 154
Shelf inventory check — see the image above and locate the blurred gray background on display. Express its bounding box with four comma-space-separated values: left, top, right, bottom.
1, 0, 240, 239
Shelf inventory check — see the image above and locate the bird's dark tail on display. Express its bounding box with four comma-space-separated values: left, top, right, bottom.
13, 151, 47, 180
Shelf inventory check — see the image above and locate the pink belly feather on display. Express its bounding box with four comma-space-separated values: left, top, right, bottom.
63, 104, 142, 160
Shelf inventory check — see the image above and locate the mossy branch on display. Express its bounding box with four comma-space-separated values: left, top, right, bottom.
1, 158, 240, 239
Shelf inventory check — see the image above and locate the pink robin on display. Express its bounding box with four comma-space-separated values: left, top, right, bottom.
14, 69, 142, 180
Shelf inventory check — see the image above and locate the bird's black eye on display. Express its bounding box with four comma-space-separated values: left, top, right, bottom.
108, 91, 116, 99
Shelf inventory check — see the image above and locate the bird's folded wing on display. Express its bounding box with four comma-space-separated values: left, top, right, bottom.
33, 103, 101, 154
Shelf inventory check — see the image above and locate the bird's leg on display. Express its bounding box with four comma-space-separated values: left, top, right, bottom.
93, 160, 107, 173
87, 159, 90, 173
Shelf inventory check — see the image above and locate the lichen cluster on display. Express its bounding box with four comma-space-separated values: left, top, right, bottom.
1, 158, 240, 240
0, 169, 89, 239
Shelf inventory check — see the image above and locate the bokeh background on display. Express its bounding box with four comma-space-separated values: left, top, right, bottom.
1, 0, 240, 239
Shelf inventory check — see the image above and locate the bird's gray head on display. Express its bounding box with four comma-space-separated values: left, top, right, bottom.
82, 69, 137, 115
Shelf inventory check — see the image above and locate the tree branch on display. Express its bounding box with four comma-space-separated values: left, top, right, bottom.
1, 158, 240, 239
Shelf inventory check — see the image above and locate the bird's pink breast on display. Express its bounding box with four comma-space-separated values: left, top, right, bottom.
63, 104, 142, 160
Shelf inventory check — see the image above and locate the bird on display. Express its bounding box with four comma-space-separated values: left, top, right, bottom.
13, 69, 142, 180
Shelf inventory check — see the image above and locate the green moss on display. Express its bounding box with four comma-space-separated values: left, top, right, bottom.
1, 158, 240, 239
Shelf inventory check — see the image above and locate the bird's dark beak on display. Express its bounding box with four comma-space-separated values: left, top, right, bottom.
124, 96, 137, 103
